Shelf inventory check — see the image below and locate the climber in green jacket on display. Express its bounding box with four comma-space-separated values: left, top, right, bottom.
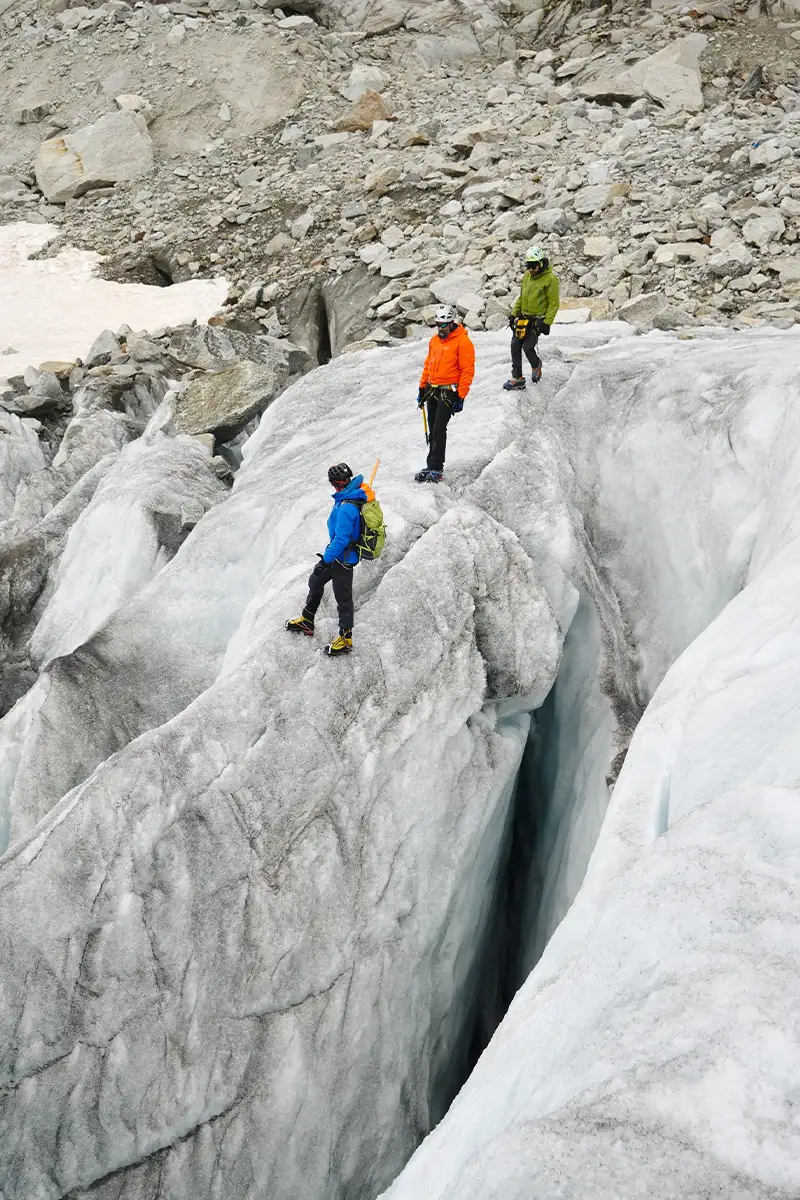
504, 245, 560, 390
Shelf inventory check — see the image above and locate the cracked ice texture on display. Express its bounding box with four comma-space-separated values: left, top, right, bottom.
2, 323, 800, 1199
0, 410, 46, 519
0, 335, 562, 1198
383, 331, 800, 1199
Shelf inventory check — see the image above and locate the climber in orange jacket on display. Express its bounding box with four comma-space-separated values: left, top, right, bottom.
415, 306, 476, 483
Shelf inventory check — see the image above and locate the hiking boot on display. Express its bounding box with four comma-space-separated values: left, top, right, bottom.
503, 377, 526, 391
325, 629, 353, 656
286, 614, 315, 636
415, 468, 443, 483
530, 364, 542, 384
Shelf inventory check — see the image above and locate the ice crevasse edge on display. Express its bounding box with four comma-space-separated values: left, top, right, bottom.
384, 329, 800, 1198
0, 324, 798, 1198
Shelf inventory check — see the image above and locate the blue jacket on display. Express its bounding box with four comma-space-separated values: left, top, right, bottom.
322, 474, 366, 565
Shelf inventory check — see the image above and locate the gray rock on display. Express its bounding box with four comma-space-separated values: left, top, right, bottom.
126, 335, 164, 364
56, 5, 92, 28
653, 243, 711, 266
364, 165, 401, 195
359, 0, 408, 34
180, 499, 207, 529
291, 210, 315, 240
707, 243, 755, 279
0, 175, 29, 202
114, 94, 155, 124
341, 64, 389, 103
742, 211, 786, 250
535, 208, 570, 234
618, 291, 694, 330
777, 259, 800, 285
85, 330, 122, 369
749, 140, 786, 169
583, 235, 617, 258
167, 326, 310, 376
572, 184, 614, 215
431, 266, 485, 314
13, 100, 53, 125
779, 196, 800, 220
173, 361, 284, 440
265, 232, 295, 255
35, 112, 154, 203
380, 258, 415, 279
580, 34, 706, 113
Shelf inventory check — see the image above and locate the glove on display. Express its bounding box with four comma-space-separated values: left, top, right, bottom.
508, 314, 516, 329
534, 317, 550, 336
452, 396, 464, 414
417, 387, 428, 408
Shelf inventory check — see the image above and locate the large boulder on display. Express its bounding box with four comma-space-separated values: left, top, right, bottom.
341, 63, 389, 101
334, 90, 394, 133
172, 360, 285, 440
0, 175, 30, 203
707, 243, 755, 279
166, 326, 311, 375
743, 210, 786, 251
431, 266, 486, 315
618, 292, 694, 330
580, 34, 707, 113
34, 112, 154, 203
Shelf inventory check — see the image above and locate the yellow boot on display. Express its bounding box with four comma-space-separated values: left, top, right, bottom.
285, 613, 314, 636
324, 629, 353, 657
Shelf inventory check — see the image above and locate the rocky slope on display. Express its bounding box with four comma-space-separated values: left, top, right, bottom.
5, 0, 800, 353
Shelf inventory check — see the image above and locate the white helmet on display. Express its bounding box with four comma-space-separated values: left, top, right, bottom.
522, 244, 549, 271
434, 304, 457, 324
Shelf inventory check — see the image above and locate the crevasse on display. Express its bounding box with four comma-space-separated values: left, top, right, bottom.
1, 323, 798, 1200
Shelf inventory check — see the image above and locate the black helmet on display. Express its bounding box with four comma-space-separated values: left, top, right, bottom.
328, 463, 353, 484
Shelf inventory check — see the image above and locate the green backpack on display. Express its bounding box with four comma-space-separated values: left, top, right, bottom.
344, 496, 386, 561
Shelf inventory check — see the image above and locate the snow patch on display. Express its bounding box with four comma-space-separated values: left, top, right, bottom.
0, 222, 227, 385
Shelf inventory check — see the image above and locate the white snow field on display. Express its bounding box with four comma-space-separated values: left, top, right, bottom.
0, 320, 799, 1199
0, 223, 227, 386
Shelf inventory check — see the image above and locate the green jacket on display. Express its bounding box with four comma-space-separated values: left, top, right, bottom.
512, 267, 560, 325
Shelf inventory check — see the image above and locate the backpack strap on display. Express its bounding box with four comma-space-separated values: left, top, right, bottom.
341, 497, 365, 558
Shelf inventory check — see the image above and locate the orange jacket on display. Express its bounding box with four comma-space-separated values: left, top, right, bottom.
419, 325, 475, 399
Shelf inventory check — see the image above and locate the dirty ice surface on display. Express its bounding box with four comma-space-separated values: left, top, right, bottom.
0, 222, 228, 386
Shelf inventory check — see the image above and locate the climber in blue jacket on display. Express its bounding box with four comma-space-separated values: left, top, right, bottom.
285, 463, 366, 656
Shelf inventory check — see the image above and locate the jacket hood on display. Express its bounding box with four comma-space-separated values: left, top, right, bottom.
332, 474, 366, 501
529, 266, 554, 282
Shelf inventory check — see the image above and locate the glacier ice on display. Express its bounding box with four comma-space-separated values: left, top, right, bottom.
383, 330, 800, 1199
0, 411, 46, 520
1, 320, 799, 1198
30, 432, 226, 669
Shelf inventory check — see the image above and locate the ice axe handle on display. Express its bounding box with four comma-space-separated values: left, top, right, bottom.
422, 407, 429, 446
368, 458, 380, 488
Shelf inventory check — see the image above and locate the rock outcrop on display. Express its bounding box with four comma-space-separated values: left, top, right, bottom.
34, 111, 154, 203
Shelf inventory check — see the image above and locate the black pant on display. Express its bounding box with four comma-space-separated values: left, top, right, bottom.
305, 559, 354, 631
510, 323, 540, 377
426, 388, 454, 473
